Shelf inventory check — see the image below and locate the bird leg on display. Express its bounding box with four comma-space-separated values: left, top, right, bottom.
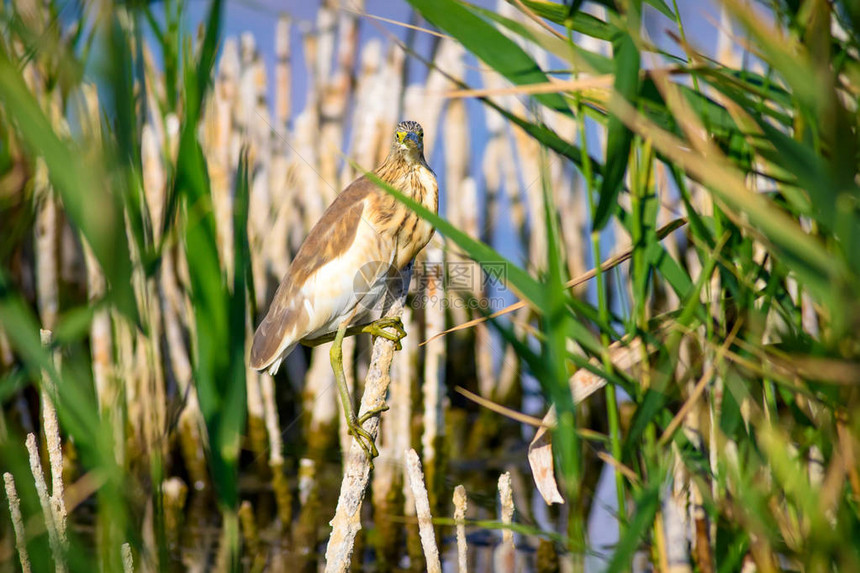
330, 320, 382, 463
303, 317, 407, 349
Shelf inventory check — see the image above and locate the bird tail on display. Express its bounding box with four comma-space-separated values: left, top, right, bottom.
250, 339, 298, 374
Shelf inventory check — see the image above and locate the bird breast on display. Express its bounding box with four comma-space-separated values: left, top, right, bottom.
370, 163, 438, 270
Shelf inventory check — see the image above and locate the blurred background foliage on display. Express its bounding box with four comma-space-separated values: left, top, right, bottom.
1, 0, 860, 570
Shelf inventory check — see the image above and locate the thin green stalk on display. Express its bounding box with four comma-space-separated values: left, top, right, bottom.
577, 106, 628, 532
671, 0, 702, 94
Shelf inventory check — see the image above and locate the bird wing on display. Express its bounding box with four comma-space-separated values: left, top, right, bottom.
250, 176, 388, 371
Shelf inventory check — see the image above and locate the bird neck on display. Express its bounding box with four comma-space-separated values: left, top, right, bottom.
375, 149, 430, 183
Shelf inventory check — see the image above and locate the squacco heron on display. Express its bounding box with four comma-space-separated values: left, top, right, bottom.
250, 120, 437, 462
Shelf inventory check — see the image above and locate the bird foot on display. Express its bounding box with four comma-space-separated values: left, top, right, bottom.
346, 408, 387, 467
361, 317, 406, 350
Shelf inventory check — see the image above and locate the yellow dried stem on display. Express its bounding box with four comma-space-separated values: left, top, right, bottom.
453, 484, 468, 573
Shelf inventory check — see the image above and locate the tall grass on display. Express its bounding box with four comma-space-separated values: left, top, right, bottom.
403, 0, 860, 570
1, 0, 859, 570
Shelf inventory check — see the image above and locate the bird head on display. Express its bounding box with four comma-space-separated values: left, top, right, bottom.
393, 120, 425, 163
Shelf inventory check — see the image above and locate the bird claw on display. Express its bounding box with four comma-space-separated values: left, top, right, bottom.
347, 413, 381, 466
357, 404, 389, 425
362, 317, 406, 350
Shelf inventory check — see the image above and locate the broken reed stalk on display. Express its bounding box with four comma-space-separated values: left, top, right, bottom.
495, 472, 515, 572
453, 484, 468, 573
405, 448, 442, 573
324, 305, 403, 573
162, 477, 187, 556
239, 500, 266, 572
121, 543, 133, 573
39, 330, 67, 549
26, 433, 66, 573
4, 472, 31, 573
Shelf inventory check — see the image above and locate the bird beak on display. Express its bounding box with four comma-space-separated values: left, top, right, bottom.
404, 132, 420, 147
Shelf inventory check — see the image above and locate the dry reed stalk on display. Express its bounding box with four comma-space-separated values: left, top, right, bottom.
265, 148, 295, 284
391, 307, 415, 463
453, 484, 468, 573
141, 124, 166, 242
242, 34, 275, 308
26, 433, 66, 573
479, 90, 505, 245
138, 285, 168, 460
84, 237, 122, 465
319, 0, 360, 191
204, 38, 237, 281
141, 43, 167, 139
162, 476, 187, 557
239, 500, 266, 572
246, 33, 274, 154
528, 330, 663, 504
345, 39, 383, 182
443, 44, 469, 219
680, 369, 712, 572
419, 37, 464, 156
137, 123, 170, 462
371, 306, 414, 565
260, 372, 292, 529
245, 367, 268, 465
159, 247, 208, 490
38, 330, 67, 550
275, 15, 291, 130
422, 244, 446, 505
663, 477, 692, 573
4, 472, 31, 573
493, 472, 515, 572
366, 45, 405, 170
267, 15, 295, 294
405, 448, 442, 573
294, 107, 327, 232
304, 343, 338, 453
121, 543, 133, 573
33, 158, 58, 330
293, 456, 321, 570
477, 44, 527, 241
324, 305, 403, 572
113, 316, 140, 456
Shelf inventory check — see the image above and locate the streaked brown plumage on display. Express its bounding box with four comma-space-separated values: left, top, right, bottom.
250, 119, 437, 388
